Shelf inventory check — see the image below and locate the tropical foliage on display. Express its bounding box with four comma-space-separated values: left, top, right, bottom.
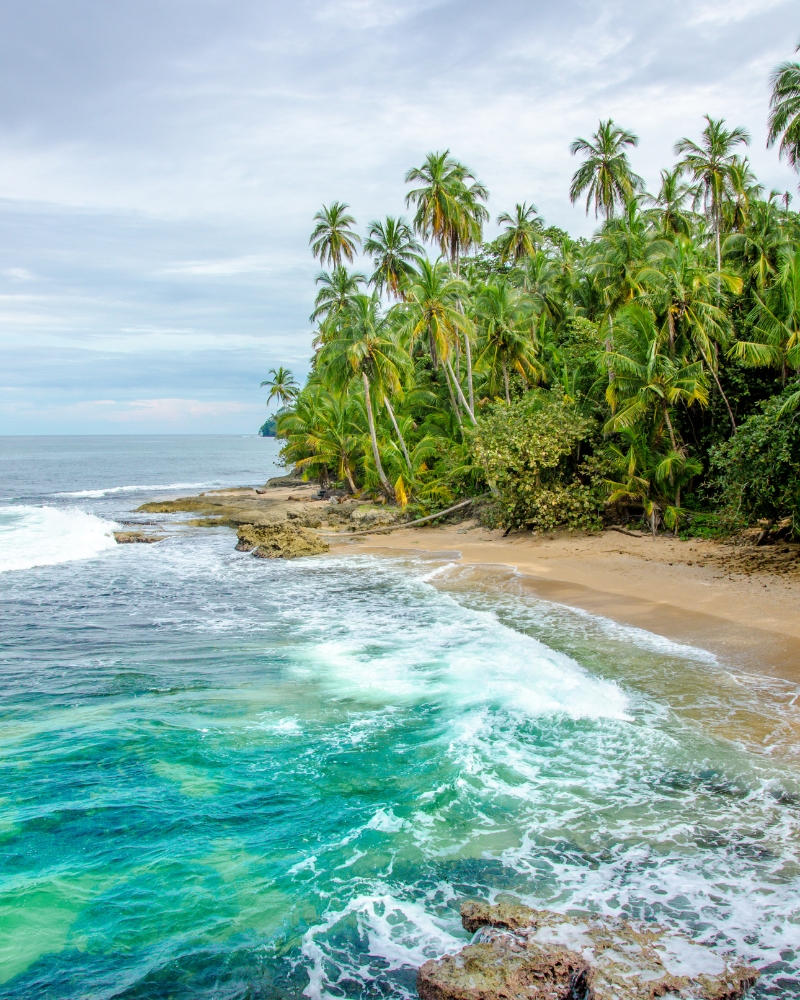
266, 46, 800, 538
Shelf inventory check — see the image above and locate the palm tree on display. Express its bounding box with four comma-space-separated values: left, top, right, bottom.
675, 116, 751, 273
310, 266, 366, 325
318, 293, 410, 497
640, 235, 742, 431
646, 168, 694, 237
309, 202, 361, 268
569, 120, 644, 221
260, 367, 299, 409
474, 281, 543, 403
394, 259, 474, 424
405, 151, 489, 266
588, 197, 655, 362
279, 385, 361, 493
727, 158, 763, 232
724, 196, 786, 293
496, 203, 544, 263
604, 303, 709, 455
732, 245, 800, 382
405, 152, 488, 412
405, 151, 465, 256
767, 48, 800, 172
363, 217, 423, 299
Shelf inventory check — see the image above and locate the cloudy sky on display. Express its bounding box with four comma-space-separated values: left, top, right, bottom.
0, 0, 797, 434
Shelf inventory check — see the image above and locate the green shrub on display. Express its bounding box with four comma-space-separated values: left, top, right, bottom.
474, 393, 604, 531
710, 391, 800, 536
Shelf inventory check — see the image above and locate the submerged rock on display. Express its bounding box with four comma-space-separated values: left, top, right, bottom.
235, 522, 329, 559
417, 900, 759, 1000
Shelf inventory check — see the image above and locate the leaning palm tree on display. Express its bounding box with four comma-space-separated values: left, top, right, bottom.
496, 203, 544, 263
260, 367, 299, 409
394, 259, 474, 424
767, 47, 800, 172
318, 293, 410, 498
363, 216, 423, 299
309, 202, 361, 268
675, 116, 750, 273
279, 385, 362, 493
569, 120, 644, 221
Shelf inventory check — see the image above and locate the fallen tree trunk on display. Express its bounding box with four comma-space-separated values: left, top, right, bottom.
321, 495, 488, 538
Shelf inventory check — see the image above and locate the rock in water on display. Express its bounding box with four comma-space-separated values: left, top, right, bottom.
416, 900, 759, 1000
235, 523, 329, 559
113, 531, 164, 544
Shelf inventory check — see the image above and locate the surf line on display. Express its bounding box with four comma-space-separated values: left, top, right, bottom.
319, 495, 489, 538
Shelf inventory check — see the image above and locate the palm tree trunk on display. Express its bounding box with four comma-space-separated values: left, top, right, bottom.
384, 397, 412, 471
661, 401, 679, 453
362, 372, 393, 497
699, 345, 737, 433
343, 460, 357, 494
674, 485, 680, 536
464, 331, 475, 413
502, 361, 510, 404
445, 358, 477, 426
442, 365, 464, 430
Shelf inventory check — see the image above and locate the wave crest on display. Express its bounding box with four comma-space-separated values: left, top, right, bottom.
0, 505, 119, 573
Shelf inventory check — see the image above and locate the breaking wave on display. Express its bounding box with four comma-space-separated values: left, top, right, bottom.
0, 505, 118, 573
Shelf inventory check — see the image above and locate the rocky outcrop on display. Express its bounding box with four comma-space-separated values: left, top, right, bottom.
235, 523, 329, 559
136, 486, 409, 549
113, 531, 164, 544
417, 900, 759, 1000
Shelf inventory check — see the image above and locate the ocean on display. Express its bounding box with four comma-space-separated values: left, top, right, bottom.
0, 435, 798, 998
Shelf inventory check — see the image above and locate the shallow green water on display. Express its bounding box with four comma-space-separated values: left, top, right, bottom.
0, 436, 798, 998
1, 524, 799, 998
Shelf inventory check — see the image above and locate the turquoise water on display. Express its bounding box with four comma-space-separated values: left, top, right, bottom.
0, 437, 798, 997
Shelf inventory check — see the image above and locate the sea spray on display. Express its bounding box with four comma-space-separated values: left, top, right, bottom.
0, 505, 118, 573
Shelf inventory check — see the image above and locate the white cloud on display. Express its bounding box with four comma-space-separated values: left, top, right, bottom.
0, 0, 797, 431
687, 0, 789, 28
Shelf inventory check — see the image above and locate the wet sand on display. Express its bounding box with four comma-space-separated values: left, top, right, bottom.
329, 521, 800, 682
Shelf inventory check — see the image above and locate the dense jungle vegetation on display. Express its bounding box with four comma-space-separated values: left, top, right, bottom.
265, 49, 800, 540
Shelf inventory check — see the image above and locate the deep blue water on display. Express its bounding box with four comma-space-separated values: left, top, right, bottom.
0, 436, 798, 998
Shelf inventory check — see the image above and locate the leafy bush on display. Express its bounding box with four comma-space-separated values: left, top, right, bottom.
474, 393, 604, 531
710, 391, 800, 535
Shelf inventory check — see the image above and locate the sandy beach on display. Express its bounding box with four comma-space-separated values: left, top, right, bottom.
330, 521, 800, 681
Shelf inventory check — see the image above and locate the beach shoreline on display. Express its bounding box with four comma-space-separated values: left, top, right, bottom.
329, 520, 800, 682
133, 482, 800, 682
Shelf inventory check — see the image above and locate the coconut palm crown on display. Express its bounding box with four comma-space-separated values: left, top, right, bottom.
569, 120, 644, 221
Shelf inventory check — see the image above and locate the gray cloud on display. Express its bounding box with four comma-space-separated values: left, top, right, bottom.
0, 0, 797, 431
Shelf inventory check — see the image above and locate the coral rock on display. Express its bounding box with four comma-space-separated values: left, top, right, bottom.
235, 523, 329, 559
416, 901, 759, 1000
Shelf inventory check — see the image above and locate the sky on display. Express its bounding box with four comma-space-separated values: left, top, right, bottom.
0, 0, 798, 434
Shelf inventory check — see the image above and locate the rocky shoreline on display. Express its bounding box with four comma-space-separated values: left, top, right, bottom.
136, 477, 407, 558
418, 900, 759, 1000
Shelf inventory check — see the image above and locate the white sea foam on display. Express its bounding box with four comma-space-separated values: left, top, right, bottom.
301, 893, 463, 1000
303, 597, 631, 722
55, 480, 228, 498
0, 505, 119, 573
